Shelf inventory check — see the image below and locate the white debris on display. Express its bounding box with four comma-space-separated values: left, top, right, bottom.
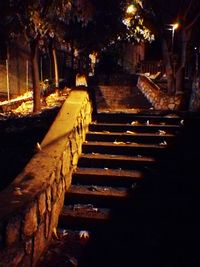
59, 229, 69, 237
126, 130, 136, 134
159, 141, 167, 146
113, 141, 125, 145
79, 230, 90, 239
131, 121, 138, 125
73, 204, 98, 212
88, 185, 99, 191
67, 256, 78, 267
158, 130, 166, 135
13, 187, 23, 196
36, 142, 42, 151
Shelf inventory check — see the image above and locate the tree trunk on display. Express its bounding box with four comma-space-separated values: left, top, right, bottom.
161, 38, 175, 94
52, 48, 59, 88
175, 66, 185, 93
175, 29, 188, 94
30, 40, 41, 113
175, 29, 190, 109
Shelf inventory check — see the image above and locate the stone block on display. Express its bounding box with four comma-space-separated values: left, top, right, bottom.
38, 192, 46, 218
62, 149, 71, 177
45, 212, 50, 239
6, 216, 21, 246
24, 238, 33, 255
49, 193, 64, 238
33, 222, 46, 266
49, 171, 56, 185
20, 254, 32, 267
0, 246, 25, 267
168, 103, 175, 110
23, 203, 38, 237
64, 170, 73, 190
57, 180, 63, 199
46, 187, 52, 212
51, 181, 58, 203
55, 160, 62, 183
70, 138, 78, 154
72, 151, 79, 167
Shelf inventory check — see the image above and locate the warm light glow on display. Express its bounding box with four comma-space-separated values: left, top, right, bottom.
126, 4, 137, 14
167, 23, 179, 31
75, 74, 87, 87
172, 23, 179, 30
89, 52, 98, 64
0, 91, 32, 106
2, 90, 69, 116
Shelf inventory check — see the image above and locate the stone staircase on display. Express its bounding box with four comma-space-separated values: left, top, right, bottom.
35, 110, 200, 267
55, 112, 185, 266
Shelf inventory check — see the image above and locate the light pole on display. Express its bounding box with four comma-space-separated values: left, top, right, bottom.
171, 23, 179, 53
168, 23, 179, 54
166, 23, 179, 79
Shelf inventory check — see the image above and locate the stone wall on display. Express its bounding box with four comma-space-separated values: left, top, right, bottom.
94, 84, 151, 111
0, 88, 92, 267
137, 75, 183, 110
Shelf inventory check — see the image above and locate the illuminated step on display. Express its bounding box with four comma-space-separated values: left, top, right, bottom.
89, 122, 181, 134
72, 167, 145, 186
78, 153, 156, 169
86, 131, 176, 144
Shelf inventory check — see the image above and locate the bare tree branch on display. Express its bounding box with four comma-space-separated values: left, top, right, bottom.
182, 0, 194, 20
185, 11, 200, 30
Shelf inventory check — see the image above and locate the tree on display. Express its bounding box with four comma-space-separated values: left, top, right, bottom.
60, 0, 154, 77
144, 0, 200, 103
1, 0, 73, 112
1, 0, 155, 111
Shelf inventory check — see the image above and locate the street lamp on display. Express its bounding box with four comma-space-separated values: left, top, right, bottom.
166, 23, 179, 78
168, 23, 179, 53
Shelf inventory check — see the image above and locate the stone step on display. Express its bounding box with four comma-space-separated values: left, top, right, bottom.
65, 184, 133, 207
78, 153, 156, 169
59, 204, 111, 229
89, 122, 181, 134
94, 112, 182, 125
82, 140, 168, 156
72, 167, 145, 186
86, 131, 176, 144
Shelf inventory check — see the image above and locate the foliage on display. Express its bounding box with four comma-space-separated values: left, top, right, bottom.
122, 0, 154, 43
